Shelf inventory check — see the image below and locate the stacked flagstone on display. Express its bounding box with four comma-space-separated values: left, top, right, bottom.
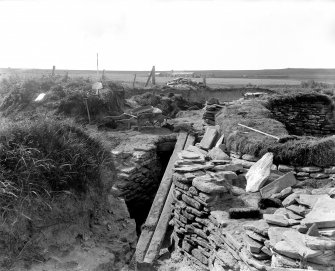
111, 135, 176, 207
170, 127, 335, 271
170, 127, 264, 270
203, 100, 225, 126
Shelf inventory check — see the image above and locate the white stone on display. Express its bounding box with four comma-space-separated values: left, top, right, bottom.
245, 152, 273, 192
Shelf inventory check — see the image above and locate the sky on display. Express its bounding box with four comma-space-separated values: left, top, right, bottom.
0, 0, 334, 71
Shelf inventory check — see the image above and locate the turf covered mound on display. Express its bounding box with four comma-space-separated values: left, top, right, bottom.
0, 119, 136, 269
217, 93, 335, 167
0, 76, 125, 122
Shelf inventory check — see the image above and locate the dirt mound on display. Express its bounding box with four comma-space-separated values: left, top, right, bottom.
0, 119, 136, 270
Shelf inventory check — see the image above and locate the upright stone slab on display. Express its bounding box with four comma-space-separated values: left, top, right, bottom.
245, 152, 273, 192
260, 171, 297, 198
199, 127, 218, 150
303, 197, 335, 228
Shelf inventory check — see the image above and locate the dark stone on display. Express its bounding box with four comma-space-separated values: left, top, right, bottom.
258, 198, 282, 209
228, 207, 261, 219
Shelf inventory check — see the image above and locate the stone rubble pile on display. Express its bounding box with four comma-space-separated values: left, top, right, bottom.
166, 77, 206, 90
170, 126, 335, 271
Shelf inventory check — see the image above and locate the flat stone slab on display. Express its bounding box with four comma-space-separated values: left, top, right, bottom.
296, 194, 330, 208
246, 152, 273, 192
213, 163, 243, 172
282, 193, 298, 207
296, 166, 322, 173
303, 197, 335, 228
260, 171, 297, 199
212, 171, 238, 181
186, 145, 208, 156
199, 127, 218, 150
244, 235, 263, 253
268, 227, 293, 247
208, 147, 230, 160
286, 204, 307, 216
244, 219, 269, 237
179, 150, 202, 160
246, 230, 267, 242
283, 230, 323, 259
263, 214, 290, 227
192, 175, 228, 194
231, 158, 255, 169
275, 208, 303, 220
174, 163, 213, 173
278, 164, 295, 173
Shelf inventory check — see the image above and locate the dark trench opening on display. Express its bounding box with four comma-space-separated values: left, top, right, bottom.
126, 141, 175, 235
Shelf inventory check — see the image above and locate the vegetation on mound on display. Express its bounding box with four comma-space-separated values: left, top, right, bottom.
266, 92, 334, 110
0, 119, 114, 267
0, 75, 125, 121
0, 119, 110, 218
217, 96, 335, 166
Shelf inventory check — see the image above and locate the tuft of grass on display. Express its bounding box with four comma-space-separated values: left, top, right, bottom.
0, 119, 110, 219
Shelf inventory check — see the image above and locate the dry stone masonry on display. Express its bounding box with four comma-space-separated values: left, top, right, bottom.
268, 97, 335, 136
111, 134, 176, 230
170, 126, 335, 271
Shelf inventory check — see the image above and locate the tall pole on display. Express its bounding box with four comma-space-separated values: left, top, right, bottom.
152, 65, 156, 85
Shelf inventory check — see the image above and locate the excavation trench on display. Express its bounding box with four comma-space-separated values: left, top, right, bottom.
113, 137, 176, 235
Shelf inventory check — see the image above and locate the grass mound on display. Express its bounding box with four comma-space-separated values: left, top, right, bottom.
0, 119, 109, 219
0, 76, 125, 122
0, 119, 114, 267
217, 95, 335, 166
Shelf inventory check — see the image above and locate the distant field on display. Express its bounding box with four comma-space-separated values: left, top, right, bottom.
1, 68, 334, 88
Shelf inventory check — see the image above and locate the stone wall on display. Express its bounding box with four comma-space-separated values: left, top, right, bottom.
170, 129, 335, 271
111, 134, 176, 232
269, 100, 335, 136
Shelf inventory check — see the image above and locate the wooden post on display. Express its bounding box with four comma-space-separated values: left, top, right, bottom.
152, 66, 156, 85
84, 98, 91, 124
145, 67, 153, 87
52, 65, 55, 77
133, 74, 137, 88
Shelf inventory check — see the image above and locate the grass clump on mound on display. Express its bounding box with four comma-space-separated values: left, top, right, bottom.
217, 96, 335, 167
266, 91, 334, 110
0, 119, 109, 219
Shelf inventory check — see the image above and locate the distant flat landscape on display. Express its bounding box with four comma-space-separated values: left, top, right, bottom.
1, 68, 335, 87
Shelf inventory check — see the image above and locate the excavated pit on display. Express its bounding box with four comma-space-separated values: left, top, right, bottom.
127, 143, 175, 234
112, 135, 176, 235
